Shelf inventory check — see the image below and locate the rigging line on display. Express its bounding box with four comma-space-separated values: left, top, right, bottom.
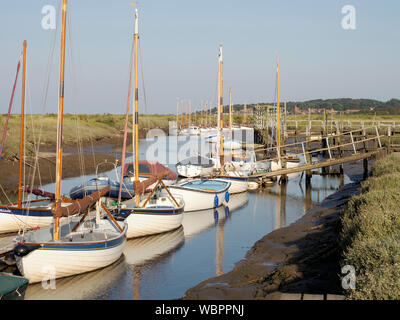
138, 39, 148, 114
26, 60, 44, 196
21, 0, 61, 237
118, 31, 135, 206
0, 54, 22, 160
270, 65, 278, 152
67, 6, 86, 184
0, 184, 12, 205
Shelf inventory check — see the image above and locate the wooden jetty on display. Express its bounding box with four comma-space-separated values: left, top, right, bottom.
252, 124, 391, 182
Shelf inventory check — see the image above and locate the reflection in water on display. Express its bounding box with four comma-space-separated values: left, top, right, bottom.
133, 267, 141, 300
25, 256, 126, 300
216, 220, 224, 276
275, 181, 287, 230
123, 226, 185, 300
305, 178, 312, 213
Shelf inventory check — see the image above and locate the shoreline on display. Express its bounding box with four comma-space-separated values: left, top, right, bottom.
182, 161, 368, 300
0, 136, 124, 203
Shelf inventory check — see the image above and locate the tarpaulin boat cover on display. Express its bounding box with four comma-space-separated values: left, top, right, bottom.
177, 156, 214, 168
123, 160, 177, 180
51, 185, 110, 218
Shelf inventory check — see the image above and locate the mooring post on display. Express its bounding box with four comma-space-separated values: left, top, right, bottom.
305, 174, 312, 212
363, 158, 368, 179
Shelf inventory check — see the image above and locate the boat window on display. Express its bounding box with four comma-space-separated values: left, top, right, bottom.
139, 163, 151, 173
126, 164, 134, 175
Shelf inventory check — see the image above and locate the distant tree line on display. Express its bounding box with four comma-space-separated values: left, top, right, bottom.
214, 98, 400, 115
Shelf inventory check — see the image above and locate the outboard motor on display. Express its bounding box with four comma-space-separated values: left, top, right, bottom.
13, 243, 41, 258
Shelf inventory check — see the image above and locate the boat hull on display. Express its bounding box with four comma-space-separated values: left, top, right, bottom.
122, 208, 184, 239
0, 201, 70, 234
166, 181, 230, 212
16, 225, 127, 284
176, 164, 214, 178
214, 176, 248, 194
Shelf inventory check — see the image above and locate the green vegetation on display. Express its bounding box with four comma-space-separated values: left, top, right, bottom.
340, 154, 400, 299
221, 98, 400, 115
0, 113, 175, 160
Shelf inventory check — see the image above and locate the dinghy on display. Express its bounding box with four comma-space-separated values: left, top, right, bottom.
69, 160, 176, 200
176, 155, 215, 178
164, 179, 230, 212
0, 273, 29, 300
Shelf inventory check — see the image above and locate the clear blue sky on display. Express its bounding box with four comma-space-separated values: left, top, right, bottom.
1, 0, 399, 115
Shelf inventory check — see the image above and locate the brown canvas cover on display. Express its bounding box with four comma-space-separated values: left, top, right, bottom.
51, 185, 111, 218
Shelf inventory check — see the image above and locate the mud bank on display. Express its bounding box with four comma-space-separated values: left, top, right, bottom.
0, 136, 123, 203
182, 161, 368, 300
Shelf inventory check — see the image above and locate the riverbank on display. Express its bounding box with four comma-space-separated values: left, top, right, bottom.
182, 160, 371, 299
0, 136, 122, 203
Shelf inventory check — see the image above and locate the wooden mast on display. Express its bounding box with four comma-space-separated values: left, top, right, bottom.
17, 40, 27, 207
176, 98, 179, 131
54, 0, 68, 240
218, 45, 224, 169
229, 88, 232, 131
134, 6, 140, 206
189, 100, 191, 127
276, 56, 281, 157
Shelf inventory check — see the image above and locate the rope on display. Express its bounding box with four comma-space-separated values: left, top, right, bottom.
20, 0, 61, 237
67, 6, 87, 186
138, 39, 148, 114
0, 54, 22, 159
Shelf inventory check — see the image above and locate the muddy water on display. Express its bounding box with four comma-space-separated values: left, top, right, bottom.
22, 136, 351, 300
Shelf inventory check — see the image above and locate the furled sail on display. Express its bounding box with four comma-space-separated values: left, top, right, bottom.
51, 185, 110, 218
24, 186, 55, 200
134, 173, 166, 195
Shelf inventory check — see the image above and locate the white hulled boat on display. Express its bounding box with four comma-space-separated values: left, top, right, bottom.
12, 1, 127, 283
110, 6, 184, 239
176, 155, 215, 178
164, 179, 230, 212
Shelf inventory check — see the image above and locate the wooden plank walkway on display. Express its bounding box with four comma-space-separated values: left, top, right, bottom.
251, 149, 382, 179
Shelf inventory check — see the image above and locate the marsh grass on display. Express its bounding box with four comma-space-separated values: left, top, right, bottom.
0, 113, 177, 160
340, 154, 400, 299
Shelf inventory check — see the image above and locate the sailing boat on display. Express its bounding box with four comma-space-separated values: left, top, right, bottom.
0, 41, 74, 234
112, 6, 184, 239
270, 56, 301, 176
209, 45, 249, 194
11, 0, 127, 284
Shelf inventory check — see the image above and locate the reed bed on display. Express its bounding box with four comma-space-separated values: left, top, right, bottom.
340, 154, 400, 299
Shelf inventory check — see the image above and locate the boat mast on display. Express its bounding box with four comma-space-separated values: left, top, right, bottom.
229, 87, 232, 131
133, 6, 140, 206
176, 98, 179, 131
54, 0, 68, 240
217, 45, 224, 168
118, 3, 136, 206
17, 40, 27, 207
189, 100, 191, 127
276, 56, 281, 157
